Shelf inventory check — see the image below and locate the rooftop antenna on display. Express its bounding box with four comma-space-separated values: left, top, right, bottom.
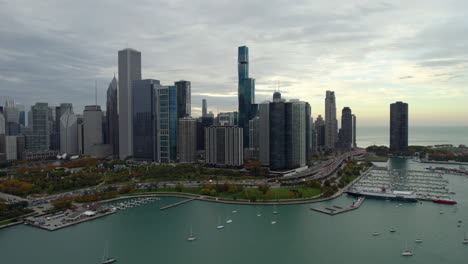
95, 80, 98, 106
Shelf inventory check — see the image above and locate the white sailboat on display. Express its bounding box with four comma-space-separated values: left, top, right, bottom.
415, 238, 423, 243
101, 241, 117, 264
226, 216, 233, 224
217, 217, 224, 229
272, 205, 278, 214
187, 226, 196, 241
401, 241, 413, 256
463, 232, 468, 244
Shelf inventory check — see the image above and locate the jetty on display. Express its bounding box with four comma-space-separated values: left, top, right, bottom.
311, 197, 366, 215
159, 198, 196, 210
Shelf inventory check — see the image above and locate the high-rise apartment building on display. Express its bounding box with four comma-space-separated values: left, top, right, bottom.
390, 101, 408, 153
53, 103, 73, 151
29, 103, 50, 150
175, 80, 191, 119
352, 114, 357, 148
339, 107, 353, 149
249, 116, 260, 161
177, 117, 197, 163
118, 48, 142, 159
5, 99, 20, 136
205, 126, 243, 167
106, 76, 119, 156
325, 91, 338, 150
315, 115, 325, 151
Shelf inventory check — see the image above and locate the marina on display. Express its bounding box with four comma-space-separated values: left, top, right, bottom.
348, 166, 455, 202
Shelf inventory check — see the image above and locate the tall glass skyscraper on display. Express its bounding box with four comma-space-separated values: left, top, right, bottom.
238, 46, 256, 148
390, 101, 408, 153
132, 79, 159, 160
106, 76, 119, 156
325, 90, 338, 150
175, 80, 191, 119
156, 85, 177, 162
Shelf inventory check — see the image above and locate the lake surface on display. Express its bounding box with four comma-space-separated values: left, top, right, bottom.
357, 126, 468, 147
2, 158, 468, 264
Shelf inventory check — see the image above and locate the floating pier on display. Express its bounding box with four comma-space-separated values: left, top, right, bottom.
311, 197, 366, 215
159, 198, 196, 210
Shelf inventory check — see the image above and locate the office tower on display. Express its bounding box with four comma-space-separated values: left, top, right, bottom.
118, 48, 142, 159
217, 112, 238, 126
16, 135, 25, 160
258, 92, 311, 170
27, 110, 32, 128
60, 109, 78, 154
178, 117, 197, 163
83, 105, 103, 155
339, 107, 353, 149
175, 80, 191, 118
390, 101, 408, 153
106, 76, 119, 156
238, 46, 256, 147
205, 126, 243, 167
132, 79, 159, 161
30, 103, 50, 150
325, 91, 338, 150
249, 116, 260, 161
53, 103, 73, 151
352, 114, 357, 148
156, 85, 177, 162
315, 115, 325, 151
202, 99, 207, 117
5, 99, 20, 136
5, 136, 17, 161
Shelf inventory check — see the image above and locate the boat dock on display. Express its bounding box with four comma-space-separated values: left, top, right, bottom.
159, 198, 196, 210
311, 197, 366, 215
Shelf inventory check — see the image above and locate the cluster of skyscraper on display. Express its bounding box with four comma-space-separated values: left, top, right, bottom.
0, 45, 410, 166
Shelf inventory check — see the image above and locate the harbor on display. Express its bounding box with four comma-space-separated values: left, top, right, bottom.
347, 166, 455, 202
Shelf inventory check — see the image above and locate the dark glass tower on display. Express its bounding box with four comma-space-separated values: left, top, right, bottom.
175, 80, 191, 118
390, 101, 408, 153
339, 107, 353, 149
106, 76, 119, 156
132, 79, 159, 160
238, 46, 255, 147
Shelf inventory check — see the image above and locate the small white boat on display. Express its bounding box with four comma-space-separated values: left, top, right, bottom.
217, 217, 224, 229
402, 241, 413, 256
440, 210, 444, 214
372, 232, 381, 236
415, 239, 423, 243
187, 226, 196, 241
257, 214, 261, 217
463, 232, 468, 244
226, 219, 233, 224
390, 228, 396, 233
101, 241, 117, 264
232, 210, 237, 213
271, 221, 277, 225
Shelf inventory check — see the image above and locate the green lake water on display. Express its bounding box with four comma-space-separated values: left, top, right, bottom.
2, 158, 468, 264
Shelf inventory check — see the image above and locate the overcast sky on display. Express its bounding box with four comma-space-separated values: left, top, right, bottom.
1, 0, 467, 126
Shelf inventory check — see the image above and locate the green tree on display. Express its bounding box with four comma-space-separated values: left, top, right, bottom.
175, 183, 184, 192
258, 184, 270, 194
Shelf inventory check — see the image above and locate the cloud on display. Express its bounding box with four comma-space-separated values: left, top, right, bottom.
0, 0, 466, 126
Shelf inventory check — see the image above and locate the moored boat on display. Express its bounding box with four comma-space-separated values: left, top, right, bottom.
433, 199, 457, 205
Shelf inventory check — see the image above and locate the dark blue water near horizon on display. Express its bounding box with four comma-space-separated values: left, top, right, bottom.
357, 126, 468, 147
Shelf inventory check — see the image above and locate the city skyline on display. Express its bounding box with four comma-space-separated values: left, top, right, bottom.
1, 1, 468, 126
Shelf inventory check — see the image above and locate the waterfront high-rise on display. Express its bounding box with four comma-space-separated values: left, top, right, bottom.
175, 80, 191, 119
132, 79, 159, 161
390, 101, 408, 153
325, 91, 338, 150
205, 126, 243, 167
339, 107, 353, 149
118, 48, 142, 159
53, 103, 73, 151
238, 46, 256, 147
202, 99, 207, 117
106, 76, 119, 156
177, 117, 197, 163
258, 92, 311, 170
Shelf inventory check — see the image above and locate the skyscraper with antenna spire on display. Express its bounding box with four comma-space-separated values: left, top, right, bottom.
238, 46, 257, 148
